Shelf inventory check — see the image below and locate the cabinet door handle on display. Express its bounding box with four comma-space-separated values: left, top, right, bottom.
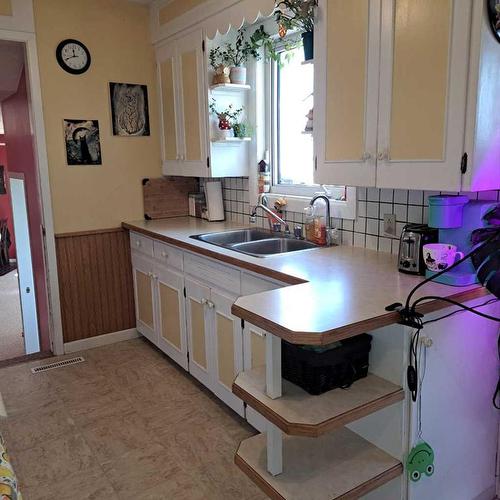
201, 298, 208, 305
161, 251, 168, 258
152, 274, 158, 281
135, 240, 141, 247
377, 150, 388, 161
207, 301, 215, 309
148, 271, 153, 278
361, 152, 372, 161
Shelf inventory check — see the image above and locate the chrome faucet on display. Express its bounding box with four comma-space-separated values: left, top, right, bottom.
309, 192, 333, 246
250, 195, 290, 234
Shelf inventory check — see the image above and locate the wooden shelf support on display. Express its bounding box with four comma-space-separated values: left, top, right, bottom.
266, 332, 282, 399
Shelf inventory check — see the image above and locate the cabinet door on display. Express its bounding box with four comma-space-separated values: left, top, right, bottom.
210, 288, 244, 416
376, 0, 471, 190
243, 322, 268, 431
185, 277, 211, 388
314, 0, 380, 187
157, 40, 182, 175
131, 254, 157, 345
176, 29, 208, 177
156, 265, 188, 370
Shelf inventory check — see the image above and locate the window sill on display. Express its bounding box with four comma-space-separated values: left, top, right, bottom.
262, 187, 357, 220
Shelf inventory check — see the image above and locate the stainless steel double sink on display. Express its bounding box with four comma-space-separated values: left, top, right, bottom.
190, 228, 319, 257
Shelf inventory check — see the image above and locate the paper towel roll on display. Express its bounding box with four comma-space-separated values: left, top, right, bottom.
205, 181, 225, 221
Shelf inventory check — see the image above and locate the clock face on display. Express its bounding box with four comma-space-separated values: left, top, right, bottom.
56, 39, 91, 75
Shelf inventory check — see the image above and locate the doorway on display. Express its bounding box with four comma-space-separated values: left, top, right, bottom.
0, 39, 46, 361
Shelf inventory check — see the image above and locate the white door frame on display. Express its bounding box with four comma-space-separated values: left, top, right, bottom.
0, 28, 64, 355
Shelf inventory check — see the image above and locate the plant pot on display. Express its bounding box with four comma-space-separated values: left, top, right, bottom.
213, 64, 231, 84
217, 128, 232, 140
229, 66, 247, 85
302, 31, 314, 61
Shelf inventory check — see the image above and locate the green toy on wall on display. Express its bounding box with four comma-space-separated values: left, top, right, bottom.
406, 441, 435, 482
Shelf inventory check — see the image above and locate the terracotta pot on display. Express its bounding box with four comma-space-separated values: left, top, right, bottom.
229, 66, 247, 85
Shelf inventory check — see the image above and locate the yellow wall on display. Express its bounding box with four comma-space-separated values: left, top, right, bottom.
0, 0, 12, 16
34, 0, 161, 234
159, 0, 208, 25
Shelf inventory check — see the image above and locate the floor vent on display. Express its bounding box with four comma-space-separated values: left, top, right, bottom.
31, 356, 85, 374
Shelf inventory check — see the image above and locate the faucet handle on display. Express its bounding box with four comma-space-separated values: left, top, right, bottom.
272, 222, 281, 233
249, 215, 256, 224
294, 225, 303, 239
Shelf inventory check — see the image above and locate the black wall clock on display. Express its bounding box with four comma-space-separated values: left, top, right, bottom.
56, 39, 91, 75
487, 0, 500, 43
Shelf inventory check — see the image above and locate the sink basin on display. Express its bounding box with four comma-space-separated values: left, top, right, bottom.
231, 238, 318, 256
190, 229, 320, 257
191, 228, 275, 246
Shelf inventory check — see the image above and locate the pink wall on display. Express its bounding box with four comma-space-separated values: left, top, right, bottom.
2, 69, 50, 352
0, 138, 16, 258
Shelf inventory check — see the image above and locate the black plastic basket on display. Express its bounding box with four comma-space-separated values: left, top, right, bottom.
281, 334, 372, 395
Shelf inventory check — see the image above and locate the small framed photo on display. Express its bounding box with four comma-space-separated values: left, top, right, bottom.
63, 119, 102, 166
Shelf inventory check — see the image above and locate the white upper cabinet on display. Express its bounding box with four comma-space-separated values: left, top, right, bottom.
376, 0, 470, 191
314, 0, 380, 187
157, 29, 209, 177
315, 0, 500, 192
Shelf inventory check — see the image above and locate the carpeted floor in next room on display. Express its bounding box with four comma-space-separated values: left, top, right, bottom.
0, 338, 266, 500
0, 270, 25, 361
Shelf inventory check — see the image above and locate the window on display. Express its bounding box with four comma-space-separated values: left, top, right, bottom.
274, 45, 314, 186
270, 43, 347, 202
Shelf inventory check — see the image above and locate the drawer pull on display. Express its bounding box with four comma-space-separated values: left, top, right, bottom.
201, 298, 208, 305
161, 251, 168, 258
207, 301, 215, 309
252, 330, 266, 338
135, 241, 141, 247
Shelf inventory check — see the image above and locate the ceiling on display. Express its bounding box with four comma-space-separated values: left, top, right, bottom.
0, 40, 25, 102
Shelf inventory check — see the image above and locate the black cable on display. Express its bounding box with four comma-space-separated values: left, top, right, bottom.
411, 295, 500, 322
422, 298, 499, 325
494, 334, 500, 410
402, 230, 499, 315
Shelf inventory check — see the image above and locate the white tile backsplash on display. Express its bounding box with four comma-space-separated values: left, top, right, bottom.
219, 178, 499, 254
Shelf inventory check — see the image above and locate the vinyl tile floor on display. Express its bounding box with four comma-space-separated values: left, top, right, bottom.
0, 338, 266, 500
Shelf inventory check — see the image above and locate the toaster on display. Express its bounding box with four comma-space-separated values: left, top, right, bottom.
398, 224, 438, 275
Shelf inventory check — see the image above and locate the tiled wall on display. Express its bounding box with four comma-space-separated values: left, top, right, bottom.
215, 177, 500, 254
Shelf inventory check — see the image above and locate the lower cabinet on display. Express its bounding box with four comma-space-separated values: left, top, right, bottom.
185, 276, 244, 416
131, 253, 158, 346
156, 265, 188, 370
130, 233, 285, 424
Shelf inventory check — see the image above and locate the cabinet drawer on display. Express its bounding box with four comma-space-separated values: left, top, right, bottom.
241, 272, 284, 296
130, 232, 154, 258
184, 253, 240, 294
153, 240, 183, 271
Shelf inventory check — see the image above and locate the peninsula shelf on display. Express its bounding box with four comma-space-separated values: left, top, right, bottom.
233, 367, 404, 437
235, 429, 403, 500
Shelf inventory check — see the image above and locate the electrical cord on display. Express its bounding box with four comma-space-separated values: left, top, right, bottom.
387, 228, 500, 405
422, 298, 498, 326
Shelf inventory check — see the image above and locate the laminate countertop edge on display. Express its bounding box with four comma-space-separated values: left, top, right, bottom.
123, 219, 489, 344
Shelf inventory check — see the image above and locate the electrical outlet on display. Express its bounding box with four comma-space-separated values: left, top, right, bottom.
384, 214, 397, 236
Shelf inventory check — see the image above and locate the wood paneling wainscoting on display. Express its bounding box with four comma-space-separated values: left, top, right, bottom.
55, 228, 135, 343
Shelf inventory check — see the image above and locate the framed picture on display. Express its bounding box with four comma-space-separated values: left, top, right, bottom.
109, 82, 150, 137
63, 119, 102, 166
488, 0, 500, 43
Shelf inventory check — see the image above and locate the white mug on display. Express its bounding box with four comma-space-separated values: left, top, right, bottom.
423, 243, 464, 272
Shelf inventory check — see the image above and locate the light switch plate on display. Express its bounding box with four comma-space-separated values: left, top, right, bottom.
384, 214, 397, 236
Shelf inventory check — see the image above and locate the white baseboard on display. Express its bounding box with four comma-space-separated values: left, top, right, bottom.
64, 328, 139, 354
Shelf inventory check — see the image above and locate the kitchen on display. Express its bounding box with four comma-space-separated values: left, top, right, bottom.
0, 0, 499, 499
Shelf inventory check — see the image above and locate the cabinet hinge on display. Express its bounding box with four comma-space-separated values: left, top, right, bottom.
314, 156, 318, 171
460, 152, 468, 174
183, 287, 186, 298
187, 351, 190, 362
202, 40, 205, 52
241, 318, 245, 329
206, 156, 210, 169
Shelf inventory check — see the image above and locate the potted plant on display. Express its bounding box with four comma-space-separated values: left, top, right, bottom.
209, 47, 230, 85
232, 121, 254, 139
209, 99, 244, 139
219, 27, 260, 85
275, 0, 318, 61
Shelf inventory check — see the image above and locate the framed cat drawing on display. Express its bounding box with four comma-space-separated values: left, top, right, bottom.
109, 82, 150, 136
